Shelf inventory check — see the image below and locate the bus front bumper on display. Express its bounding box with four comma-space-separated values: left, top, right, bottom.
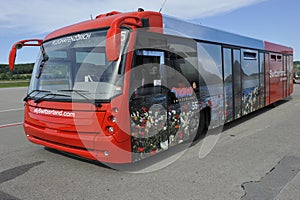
24, 122, 132, 164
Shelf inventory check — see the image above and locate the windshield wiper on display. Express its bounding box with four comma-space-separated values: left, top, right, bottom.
34, 93, 71, 104
36, 44, 49, 79
23, 90, 51, 101
58, 90, 102, 108
57, 90, 91, 101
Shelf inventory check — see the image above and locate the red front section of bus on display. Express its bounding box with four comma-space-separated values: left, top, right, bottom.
23, 95, 132, 163
20, 11, 164, 163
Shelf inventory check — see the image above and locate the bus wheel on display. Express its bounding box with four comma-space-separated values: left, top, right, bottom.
193, 109, 210, 141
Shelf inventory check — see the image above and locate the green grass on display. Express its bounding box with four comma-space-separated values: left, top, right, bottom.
0, 80, 30, 88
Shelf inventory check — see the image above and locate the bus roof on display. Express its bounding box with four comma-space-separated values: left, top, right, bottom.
44, 11, 163, 41
162, 15, 264, 50
44, 9, 292, 54
264, 41, 293, 54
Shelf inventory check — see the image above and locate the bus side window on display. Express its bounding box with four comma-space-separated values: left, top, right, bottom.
165, 52, 199, 91
130, 50, 165, 94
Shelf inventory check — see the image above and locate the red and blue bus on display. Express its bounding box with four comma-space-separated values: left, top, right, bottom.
9, 9, 294, 163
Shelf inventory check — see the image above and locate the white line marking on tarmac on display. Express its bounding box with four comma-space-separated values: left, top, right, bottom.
0, 108, 23, 113
0, 122, 23, 129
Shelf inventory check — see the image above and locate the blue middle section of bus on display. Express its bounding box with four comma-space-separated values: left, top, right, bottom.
162, 15, 264, 50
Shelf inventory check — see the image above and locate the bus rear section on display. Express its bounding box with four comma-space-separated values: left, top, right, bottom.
264, 41, 294, 105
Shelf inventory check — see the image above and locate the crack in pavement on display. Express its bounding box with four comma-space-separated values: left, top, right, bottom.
241, 156, 300, 200
0, 161, 45, 199
0, 190, 20, 200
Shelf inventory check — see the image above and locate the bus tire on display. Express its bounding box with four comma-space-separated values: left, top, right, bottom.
193, 108, 210, 141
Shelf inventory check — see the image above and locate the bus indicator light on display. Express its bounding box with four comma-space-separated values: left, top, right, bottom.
112, 107, 119, 113
108, 116, 117, 123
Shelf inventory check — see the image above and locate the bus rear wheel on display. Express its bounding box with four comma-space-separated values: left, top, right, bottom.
193, 109, 210, 141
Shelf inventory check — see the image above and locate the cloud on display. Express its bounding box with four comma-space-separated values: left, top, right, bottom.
0, 0, 266, 35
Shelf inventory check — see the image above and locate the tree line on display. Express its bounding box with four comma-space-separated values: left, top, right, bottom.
0, 63, 34, 80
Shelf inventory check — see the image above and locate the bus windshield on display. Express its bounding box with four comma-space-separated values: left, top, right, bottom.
29, 29, 127, 102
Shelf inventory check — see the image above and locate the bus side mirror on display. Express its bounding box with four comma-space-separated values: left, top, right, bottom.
8, 39, 43, 70
106, 27, 121, 62
8, 42, 23, 70
9, 47, 17, 71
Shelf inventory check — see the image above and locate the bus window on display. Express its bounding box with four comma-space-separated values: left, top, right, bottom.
233, 49, 242, 119
223, 48, 233, 122
241, 49, 259, 115
164, 52, 199, 92
259, 52, 265, 108
197, 43, 223, 97
130, 50, 165, 95
38, 50, 70, 91
197, 42, 224, 128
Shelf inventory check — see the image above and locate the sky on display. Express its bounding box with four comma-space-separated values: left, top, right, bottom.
0, 0, 299, 64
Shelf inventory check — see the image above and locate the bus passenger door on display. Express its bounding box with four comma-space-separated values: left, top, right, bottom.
269, 53, 284, 104
129, 50, 172, 160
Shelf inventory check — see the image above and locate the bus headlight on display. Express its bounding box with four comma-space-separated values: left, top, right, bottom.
107, 126, 114, 133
